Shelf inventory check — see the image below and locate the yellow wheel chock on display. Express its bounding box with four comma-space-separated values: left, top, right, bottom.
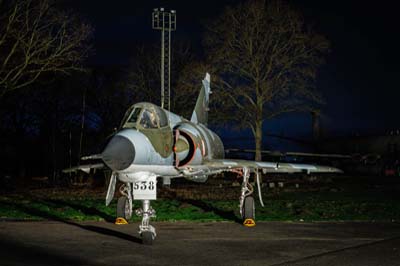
115, 217, 128, 225
243, 218, 256, 227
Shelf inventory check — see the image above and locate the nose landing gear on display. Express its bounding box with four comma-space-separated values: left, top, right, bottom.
114, 174, 158, 244
136, 200, 157, 245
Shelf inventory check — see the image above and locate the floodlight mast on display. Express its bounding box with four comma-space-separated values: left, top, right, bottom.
152, 8, 176, 111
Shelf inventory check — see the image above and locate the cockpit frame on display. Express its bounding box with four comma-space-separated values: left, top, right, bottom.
120, 103, 169, 130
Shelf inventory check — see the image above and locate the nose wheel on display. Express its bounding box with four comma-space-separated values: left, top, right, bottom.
141, 230, 155, 245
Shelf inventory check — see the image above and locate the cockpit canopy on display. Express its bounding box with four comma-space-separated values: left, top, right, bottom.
120, 103, 169, 129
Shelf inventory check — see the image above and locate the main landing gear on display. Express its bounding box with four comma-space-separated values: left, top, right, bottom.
115, 184, 132, 225
239, 167, 263, 227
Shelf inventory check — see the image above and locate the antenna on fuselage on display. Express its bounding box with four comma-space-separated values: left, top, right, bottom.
152, 8, 176, 111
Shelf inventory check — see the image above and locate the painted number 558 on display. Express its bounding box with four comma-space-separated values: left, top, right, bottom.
133, 181, 155, 190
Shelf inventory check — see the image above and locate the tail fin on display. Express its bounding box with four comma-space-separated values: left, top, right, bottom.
190, 73, 211, 125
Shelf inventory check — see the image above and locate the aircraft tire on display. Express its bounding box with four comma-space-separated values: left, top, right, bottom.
243, 196, 255, 220
116, 196, 131, 220
142, 231, 154, 245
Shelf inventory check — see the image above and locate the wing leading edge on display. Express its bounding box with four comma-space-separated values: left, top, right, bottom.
191, 159, 342, 174
62, 163, 105, 174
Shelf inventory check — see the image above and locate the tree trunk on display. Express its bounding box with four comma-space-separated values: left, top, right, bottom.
254, 119, 263, 162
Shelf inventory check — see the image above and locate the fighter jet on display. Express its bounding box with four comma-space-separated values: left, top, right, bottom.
66, 73, 341, 245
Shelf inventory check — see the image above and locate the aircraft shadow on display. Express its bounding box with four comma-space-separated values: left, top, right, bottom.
178, 198, 242, 224
0, 236, 98, 266
0, 201, 142, 244
44, 198, 115, 223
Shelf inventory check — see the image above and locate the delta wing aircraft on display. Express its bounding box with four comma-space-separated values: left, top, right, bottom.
66, 73, 341, 245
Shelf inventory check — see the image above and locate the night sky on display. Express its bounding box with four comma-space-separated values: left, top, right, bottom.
64, 0, 400, 148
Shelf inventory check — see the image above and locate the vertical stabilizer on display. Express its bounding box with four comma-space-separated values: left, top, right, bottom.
190, 73, 211, 125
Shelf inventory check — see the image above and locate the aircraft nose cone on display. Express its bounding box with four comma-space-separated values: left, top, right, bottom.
102, 135, 135, 171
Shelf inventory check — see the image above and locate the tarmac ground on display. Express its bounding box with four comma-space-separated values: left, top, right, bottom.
0, 220, 399, 266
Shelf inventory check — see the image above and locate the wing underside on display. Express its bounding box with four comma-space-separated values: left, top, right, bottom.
62, 159, 341, 180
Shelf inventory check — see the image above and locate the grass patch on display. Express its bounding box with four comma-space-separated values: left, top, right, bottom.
0, 190, 399, 222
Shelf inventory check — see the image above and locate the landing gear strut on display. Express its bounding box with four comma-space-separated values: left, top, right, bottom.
136, 200, 156, 245
239, 167, 256, 227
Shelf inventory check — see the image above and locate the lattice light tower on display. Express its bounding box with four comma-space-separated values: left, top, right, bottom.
152, 8, 176, 111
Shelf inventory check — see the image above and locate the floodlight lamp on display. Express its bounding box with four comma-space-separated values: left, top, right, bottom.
171, 10, 176, 14
153, 8, 158, 12
160, 7, 164, 11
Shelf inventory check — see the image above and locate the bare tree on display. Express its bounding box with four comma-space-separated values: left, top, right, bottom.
203, 0, 330, 161
124, 45, 161, 105
124, 42, 195, 116
0, 0, 92, 97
